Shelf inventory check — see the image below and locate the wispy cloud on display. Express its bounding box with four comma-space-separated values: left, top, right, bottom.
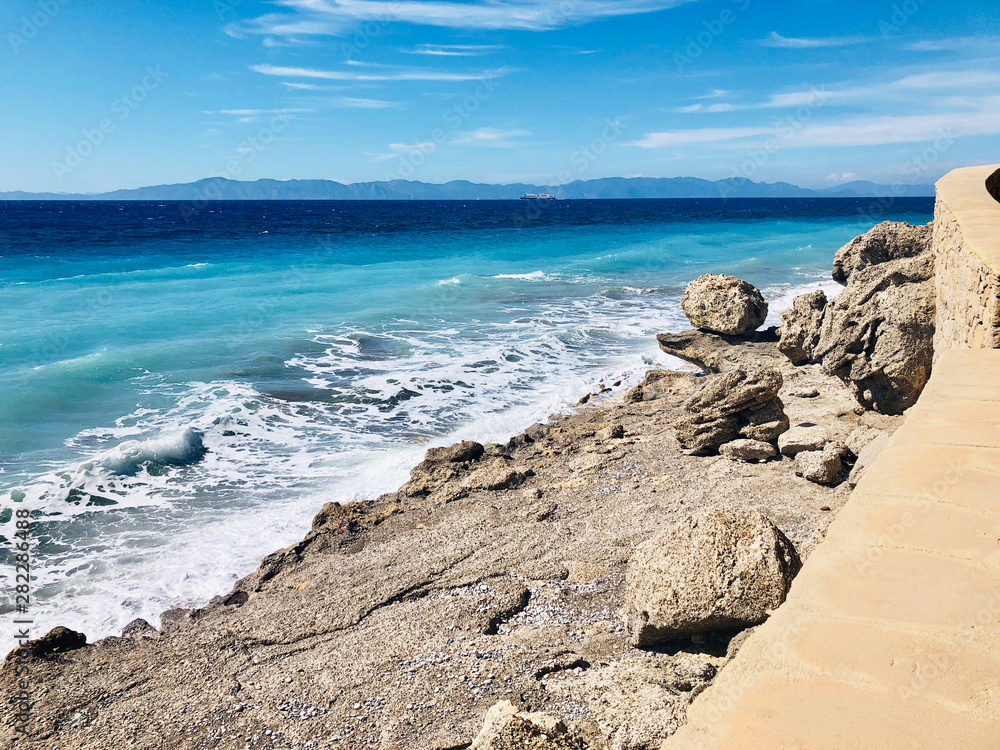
369, 141, 436, 161
230, 0, 697, 38
674, 102, 738, 113
404, 44, 505, 57
252, 62, 510, 82
281, 81, 345, 90
763, 31, 876, 49
907, 35, 1000, 52
336, 96, 399, 108
634, 104, 1000, 150
632, 127, 772, 148
205, 108, 312, 124
453, 127, 532, 146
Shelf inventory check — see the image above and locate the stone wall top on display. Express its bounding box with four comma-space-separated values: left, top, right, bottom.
936, 164, 1000, 275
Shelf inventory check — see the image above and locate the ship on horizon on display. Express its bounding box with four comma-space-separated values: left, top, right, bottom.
519, 192, 558, 201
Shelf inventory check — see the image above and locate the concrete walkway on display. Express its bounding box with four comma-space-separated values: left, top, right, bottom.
666, 348, 1000, 749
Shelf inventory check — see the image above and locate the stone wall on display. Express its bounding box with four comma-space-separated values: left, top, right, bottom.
932, 165, 1000, 353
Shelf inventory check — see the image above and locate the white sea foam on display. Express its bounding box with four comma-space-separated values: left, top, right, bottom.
100, 428, 207, 476
491, 270, 550, 281
0, 263, 844, 655
762, 277, 845, 328
1, 282, 694, 653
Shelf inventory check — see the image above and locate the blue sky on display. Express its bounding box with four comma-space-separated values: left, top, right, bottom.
1, 0, 998, 192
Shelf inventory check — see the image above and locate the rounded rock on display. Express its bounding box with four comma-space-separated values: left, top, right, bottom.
680, 274, 769, 336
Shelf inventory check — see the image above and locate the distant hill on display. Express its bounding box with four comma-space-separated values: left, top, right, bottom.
0, 176, 935, 201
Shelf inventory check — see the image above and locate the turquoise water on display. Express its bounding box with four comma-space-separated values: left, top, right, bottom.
0, 198, 933, 651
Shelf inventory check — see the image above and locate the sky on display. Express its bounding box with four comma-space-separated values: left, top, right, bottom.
1, 0, 998, 193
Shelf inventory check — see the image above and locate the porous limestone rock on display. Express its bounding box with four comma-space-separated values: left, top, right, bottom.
680, 275, 769, 336
778, 222, 935, 414
832, 220, 932, 284
719, 439, 779, 463
471, 701, 589, 750
425, 440, 485, 464
778, 425, 829, 457
623, 507, 801, 646
567, 653, 721, 750
675, 368, 789, 454
626, 370, 701, 403
777, 290, 828, 367
794, 443, 848, 485
10, 626, 87, 660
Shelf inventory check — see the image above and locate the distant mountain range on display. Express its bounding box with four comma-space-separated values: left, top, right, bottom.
0, 176, 935, 201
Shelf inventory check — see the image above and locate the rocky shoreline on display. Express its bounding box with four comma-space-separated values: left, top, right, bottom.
2, 221, 934, 750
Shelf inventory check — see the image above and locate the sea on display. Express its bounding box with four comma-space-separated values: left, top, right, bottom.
0, 197, 934, 654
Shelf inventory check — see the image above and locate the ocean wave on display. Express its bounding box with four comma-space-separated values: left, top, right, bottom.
490, 270, 551, 281
101, 428, 207, 477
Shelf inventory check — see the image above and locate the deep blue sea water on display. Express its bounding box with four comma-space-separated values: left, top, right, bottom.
0, 198, 934, 651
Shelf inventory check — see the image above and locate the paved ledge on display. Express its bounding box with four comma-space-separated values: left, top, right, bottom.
664, 348, 1000, 750
937, 164, 1000, 276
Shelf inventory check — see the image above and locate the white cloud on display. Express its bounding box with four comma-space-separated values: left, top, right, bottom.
895, 70, 1000, 89
633, 104, 1000, 151
232, 0, 698, 37
631, 127, 772, 148
404, 44, 505, 57
453, 127, 532, 145
252, 63, 510, 82
336, 96, 399, 108
826, 172, 858, 183
763, 31, 876, 49
282, 81, 344, 90
907, 36, 1000, 52
675, 102, 738, 113
369, 142, 436, 161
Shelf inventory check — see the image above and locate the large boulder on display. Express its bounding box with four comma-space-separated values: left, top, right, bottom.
623, 508, 801, 646
833, 220, 932, 284
778, 222, 935, 414
680, 275, 769, 336
471, 701, 589, 749
675, 367, 789, 454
